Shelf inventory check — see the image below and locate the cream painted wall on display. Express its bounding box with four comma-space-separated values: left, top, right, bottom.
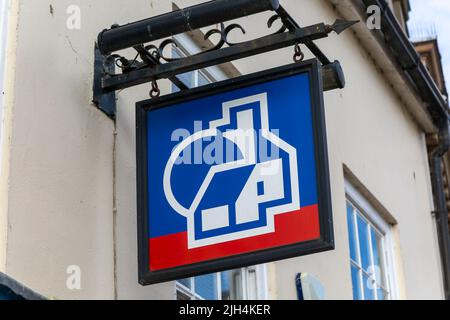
0, 0, 444, 300
2, 0, 120, 299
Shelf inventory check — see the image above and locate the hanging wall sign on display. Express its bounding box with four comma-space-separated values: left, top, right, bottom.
136, 59, 334, 285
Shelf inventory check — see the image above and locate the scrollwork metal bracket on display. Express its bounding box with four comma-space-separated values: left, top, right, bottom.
93, 3, 358, 118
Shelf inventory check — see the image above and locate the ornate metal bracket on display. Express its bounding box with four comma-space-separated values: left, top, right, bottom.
93, 45, 116, 118
93, 0, 358, 118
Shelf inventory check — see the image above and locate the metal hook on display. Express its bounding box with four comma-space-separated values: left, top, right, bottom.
149, 80, 160, 98
293, 43, 304, 63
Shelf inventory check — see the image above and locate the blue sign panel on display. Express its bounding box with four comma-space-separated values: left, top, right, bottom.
136, 59, 333, 285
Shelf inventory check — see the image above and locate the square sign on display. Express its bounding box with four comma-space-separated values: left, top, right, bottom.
136, 59, 334, 285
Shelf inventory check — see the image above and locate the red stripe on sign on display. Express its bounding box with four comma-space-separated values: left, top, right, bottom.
149, 204, 320, 271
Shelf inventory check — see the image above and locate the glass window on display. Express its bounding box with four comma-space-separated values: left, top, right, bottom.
171, 45, 213, 92
220, 272, 232, 300
357, 215, 371, 271
177, 277, 191, 290
350, 264, 362, 300
194, 274, 218, 300
346, 197, 393, 300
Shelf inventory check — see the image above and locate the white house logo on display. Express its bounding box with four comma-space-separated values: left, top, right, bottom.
163, 93, 300, 248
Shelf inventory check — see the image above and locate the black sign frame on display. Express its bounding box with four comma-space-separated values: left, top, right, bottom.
136, 59, 334, 285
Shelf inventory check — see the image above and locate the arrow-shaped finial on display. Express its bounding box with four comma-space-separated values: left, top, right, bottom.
326, 19, 360, 34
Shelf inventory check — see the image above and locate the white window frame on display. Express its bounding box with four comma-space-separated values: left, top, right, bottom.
345, 181, 398, 300
171, 34, 268, 301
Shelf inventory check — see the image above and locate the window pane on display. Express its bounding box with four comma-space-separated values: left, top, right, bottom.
198, 72, 210, 86
177, 290, 192, 300
220, 272, 231, 300
221, 270, 243, 300
346, 190, 392, 300
377, 288, 387, 301
172, 47, 182, 59
194, 274, 218, 300
171, 71, 195, 92
370, 227, 385, 285
177, 71, 195, 89
172, 82, 182, 93
357, 215, 371, 270
177, 278, 191, 289
346, 202, 357, 262
370, 227, 380, 267
362, 273, 375, 300
172, 47, 195, 89
351, 265, 362, 300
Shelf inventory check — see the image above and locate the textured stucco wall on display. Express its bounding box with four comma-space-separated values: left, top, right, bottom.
2, 0, 118, 299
